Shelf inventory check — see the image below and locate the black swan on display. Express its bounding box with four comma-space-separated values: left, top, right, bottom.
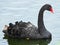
3, 4, 53, 39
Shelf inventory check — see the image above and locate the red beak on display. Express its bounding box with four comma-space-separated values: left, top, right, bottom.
50, 7, 54, 13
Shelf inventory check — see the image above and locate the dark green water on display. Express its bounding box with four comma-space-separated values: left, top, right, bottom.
3, 35, 51, 45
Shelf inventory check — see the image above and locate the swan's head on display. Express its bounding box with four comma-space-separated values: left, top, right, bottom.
43, 4, 53, 13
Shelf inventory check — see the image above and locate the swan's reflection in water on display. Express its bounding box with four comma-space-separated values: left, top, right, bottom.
3, 35, 52, 45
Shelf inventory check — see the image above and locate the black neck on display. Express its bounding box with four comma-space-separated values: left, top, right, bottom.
38, 7, 46, 33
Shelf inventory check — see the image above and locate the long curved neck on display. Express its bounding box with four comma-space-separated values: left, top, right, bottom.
38, 7, 46, 33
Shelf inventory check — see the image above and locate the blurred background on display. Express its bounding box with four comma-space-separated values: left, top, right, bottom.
0, 0, 60, 45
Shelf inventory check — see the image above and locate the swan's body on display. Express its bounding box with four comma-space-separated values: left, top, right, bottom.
3, 4, 53, 39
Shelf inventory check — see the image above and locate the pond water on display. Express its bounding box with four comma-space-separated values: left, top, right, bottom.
0, 0, 60, 45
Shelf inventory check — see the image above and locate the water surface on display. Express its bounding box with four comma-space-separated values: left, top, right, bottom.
0, 0, 60, 45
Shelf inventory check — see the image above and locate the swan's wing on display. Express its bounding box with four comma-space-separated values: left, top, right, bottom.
19, 22, 38, 38
3, 21, 38, 38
